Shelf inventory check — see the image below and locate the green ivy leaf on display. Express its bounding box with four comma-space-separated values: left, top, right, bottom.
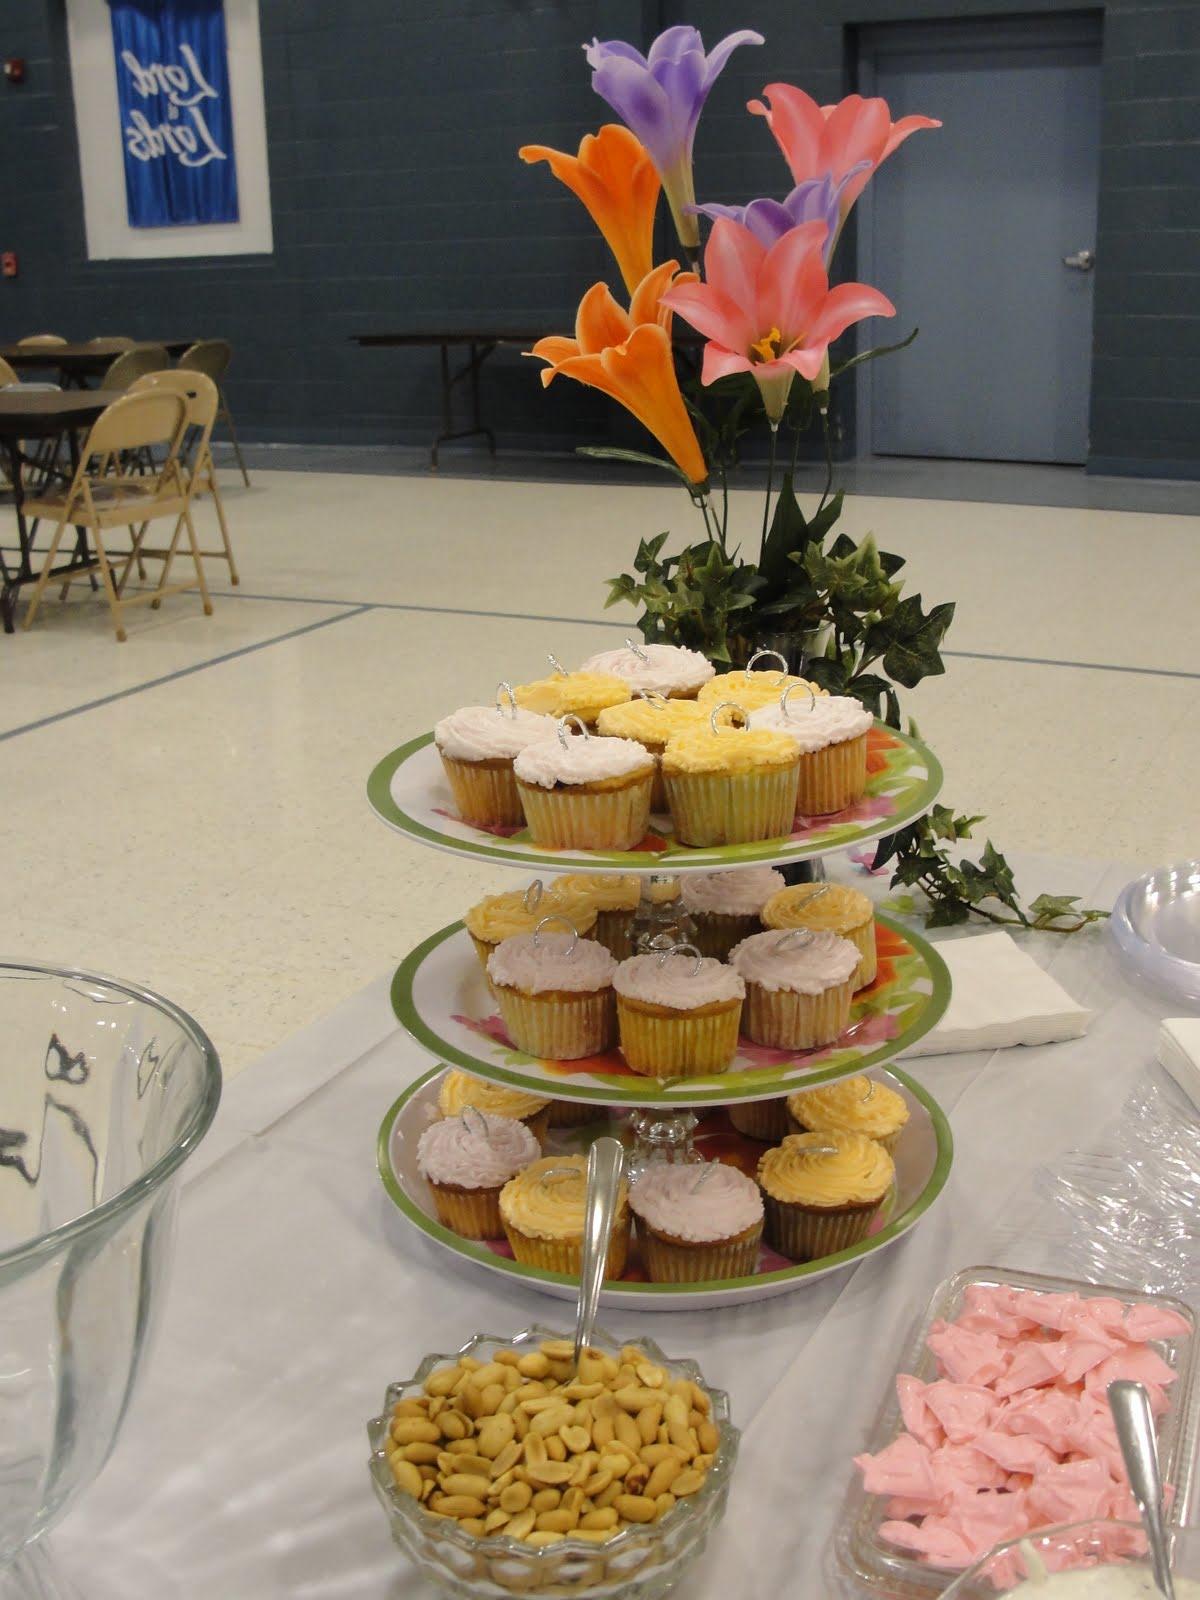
880, 598, 956, 688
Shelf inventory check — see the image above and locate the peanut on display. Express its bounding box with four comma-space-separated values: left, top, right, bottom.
499, 1482, 532, 1513
391, 1417, 441, 1446
530, 1488, 561, 1513
535, 1509, 579, 1533
614, 1494, 657, 1524
390, 1458, 423, 1497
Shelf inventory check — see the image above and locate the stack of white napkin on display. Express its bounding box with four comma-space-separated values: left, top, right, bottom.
901, 930, 1092, 1058
1157, 1017, 1200, 1111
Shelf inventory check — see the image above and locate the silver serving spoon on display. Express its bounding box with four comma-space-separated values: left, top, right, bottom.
573, 1136, 625, 1374
1109, 1379, 1176, 1599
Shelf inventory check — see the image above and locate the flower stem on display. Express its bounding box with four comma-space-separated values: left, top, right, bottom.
761, 423, 778, 559
720, 465, 729, 551
816, 403, 834, 517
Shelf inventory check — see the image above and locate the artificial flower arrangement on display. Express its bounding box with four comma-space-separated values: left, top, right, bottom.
519, 24, 1105, 936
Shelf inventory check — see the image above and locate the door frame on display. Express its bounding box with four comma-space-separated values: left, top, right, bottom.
851, 10, 1104, 462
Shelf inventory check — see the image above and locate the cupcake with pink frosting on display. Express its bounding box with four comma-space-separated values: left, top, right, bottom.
614, 945, 744, 1077
679, 866, 786, 960
416, 1108, 541, 1239
513, 723, 654, 851
487, 928, 617, 1060
631, 1160, 763, 1282
730, 927, 859, 1049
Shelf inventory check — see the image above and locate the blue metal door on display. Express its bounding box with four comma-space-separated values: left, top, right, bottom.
861, 15, 1101, 464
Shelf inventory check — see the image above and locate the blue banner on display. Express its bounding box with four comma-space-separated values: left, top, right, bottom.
108, 0, 239, 227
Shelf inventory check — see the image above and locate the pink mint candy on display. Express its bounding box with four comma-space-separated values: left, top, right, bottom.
922, 1381, 999, 1444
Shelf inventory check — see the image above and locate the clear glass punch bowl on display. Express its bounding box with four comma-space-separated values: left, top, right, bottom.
0, 962, 221, 1581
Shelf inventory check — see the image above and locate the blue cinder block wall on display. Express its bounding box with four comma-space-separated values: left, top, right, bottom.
1, 0, 1196, 475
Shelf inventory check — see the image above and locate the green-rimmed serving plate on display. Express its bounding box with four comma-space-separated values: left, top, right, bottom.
390, 911, 951, 1106
367, 723, 942, 874
376, 1064, 953, 1310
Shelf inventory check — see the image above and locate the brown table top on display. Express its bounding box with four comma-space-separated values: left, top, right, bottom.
0, 388, 123, 439
353, 331, 545, 347
0, 339, 195, 371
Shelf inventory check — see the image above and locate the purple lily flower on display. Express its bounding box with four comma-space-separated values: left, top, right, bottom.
691, 165, 871, 262
584, 25, 763, 249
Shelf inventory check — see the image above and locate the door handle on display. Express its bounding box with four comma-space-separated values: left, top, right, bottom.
1063, 248, 1095, 271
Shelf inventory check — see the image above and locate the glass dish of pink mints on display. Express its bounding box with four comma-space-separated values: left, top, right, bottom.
833, 1266, 1200, 1599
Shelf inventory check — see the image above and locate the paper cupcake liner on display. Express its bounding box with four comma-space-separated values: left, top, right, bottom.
593, 908, 637, 961
439, 752, 524, 828
689, 910, 763, 963
665, 764, 799, 847
428, 1181, 505, 1240
742, 979, 854, 1050
548, 1099, 603, 1128
516, 777, 652, 851
636, 1220, 763, 1283
727, 1097, 791, 1143
494, 985, 616, 1061
785, 1113, 902, 1155
616, 996, 742, 1077
502, 1218, 630, 1279
849, 919, 878, 989
762, 1192, 882, 1261
522, 1107, 551, 1149
650, 756, 668, 815
794, 733, 868, 817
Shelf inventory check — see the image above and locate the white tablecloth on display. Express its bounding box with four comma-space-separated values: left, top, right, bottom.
48, 855, 1189, 1598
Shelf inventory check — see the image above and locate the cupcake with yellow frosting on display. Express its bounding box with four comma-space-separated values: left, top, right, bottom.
661, 721, 801, 847
487, 927, 617, 1060
679, 866, 786, 960
757, 1131, 894, 1261
595, 695, 708, 811
499, 1154, 630, 1277
463, 885, 598, 977
580, 641, 714, 700
751, 692, 873, 816
729, 928, 859, 1049
437, 1069, 551, 1148
787, 1074, 910, 1155
433, 694, 557, 827
513, 669, 630, 726
697, 668, 828, 713
614, 944, 744, 1077
417, 1108, 541, 1239
630, 1160, 763, 1282
513, 724, 654, 851
550, 873, 642, 959
760, 882, 877, 989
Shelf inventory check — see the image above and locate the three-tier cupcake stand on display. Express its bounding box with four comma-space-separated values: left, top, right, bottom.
368, 719, 954, 1310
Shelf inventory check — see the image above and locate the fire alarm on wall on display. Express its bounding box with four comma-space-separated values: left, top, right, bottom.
1, 253, 17, 278
4, 59, 26, 84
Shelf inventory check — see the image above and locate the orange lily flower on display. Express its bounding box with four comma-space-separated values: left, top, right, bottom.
529, 262, 708, 486
520, 124, 660, 296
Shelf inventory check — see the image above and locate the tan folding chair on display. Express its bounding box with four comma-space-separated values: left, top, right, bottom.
88, 336, 136, 349
17, 334, 67, 346
177, 339, 249, 486
21, 389, 212, 642
102, 344, 170, 390
0, 356, 18, 387
121, 370, 239, 589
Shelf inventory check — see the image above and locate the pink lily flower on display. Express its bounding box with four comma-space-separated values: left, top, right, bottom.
660, 217, 895, 424
748, 85, 941, 219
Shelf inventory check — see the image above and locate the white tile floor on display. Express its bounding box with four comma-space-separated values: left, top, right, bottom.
3, 466, 1196, 1079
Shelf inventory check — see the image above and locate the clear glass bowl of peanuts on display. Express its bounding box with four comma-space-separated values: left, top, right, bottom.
366, 1323, 739, 1598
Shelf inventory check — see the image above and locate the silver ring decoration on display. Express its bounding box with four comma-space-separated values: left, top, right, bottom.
547, 652, 569, 678
861, 1079, 876, 1103
555, 713, 590, 748
532, 914, 579, 956
522, 879, 544, 913
746, 647, 789, 684
539, 1163, 585, 1187
691, 1162, 720, 1193
624, 636, 650, 663
654, 940, 704, 977
495, 680, 518, 718
780, 681, 817, 718
802, 1139, 841, 1158
635, 689, 670, 710
774, 928, 816, 953
459, 1105, 490, 1138
709, 700, 748, 735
